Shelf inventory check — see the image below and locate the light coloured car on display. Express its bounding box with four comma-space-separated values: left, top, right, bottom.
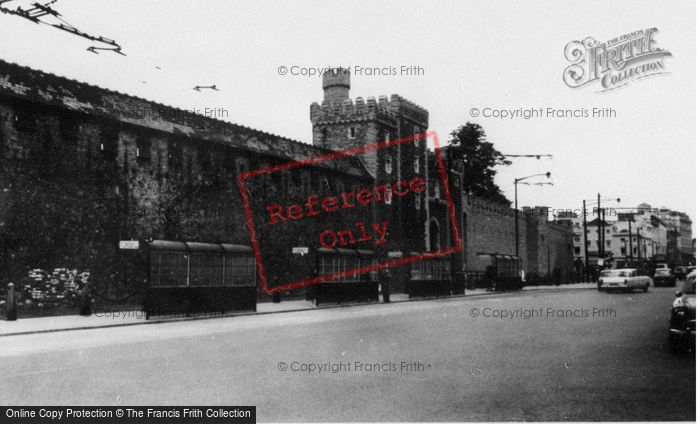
598, 268, 651, 293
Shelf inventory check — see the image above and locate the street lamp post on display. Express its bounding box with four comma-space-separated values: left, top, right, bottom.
590, 196, 621, 260
582, 195, 620, 279
514, 172, 551, 259
597, 193, 602, 259
582, 199, 588, 281
627, 218, 634, 265
597, 195, 620, 262
637, 227, 642, 262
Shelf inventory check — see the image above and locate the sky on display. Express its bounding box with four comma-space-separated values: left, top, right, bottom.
0, 0, 695, 231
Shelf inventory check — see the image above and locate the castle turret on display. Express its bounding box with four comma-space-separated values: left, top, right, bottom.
322, 68, 350, 103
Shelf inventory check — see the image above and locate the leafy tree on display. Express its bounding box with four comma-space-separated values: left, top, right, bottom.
448, 122, 511, 205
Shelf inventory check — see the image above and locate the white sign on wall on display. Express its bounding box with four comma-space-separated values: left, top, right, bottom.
119, 240, 140, 250
292, 247, 309, 255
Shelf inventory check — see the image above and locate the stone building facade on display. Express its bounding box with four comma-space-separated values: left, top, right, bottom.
0, 60, 372, 295
0, 60, 575, 300
523, 207, 574, 281
461, 195, 527, 272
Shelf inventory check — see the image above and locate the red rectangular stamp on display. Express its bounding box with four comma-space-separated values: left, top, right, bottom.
237, 131, 461, 294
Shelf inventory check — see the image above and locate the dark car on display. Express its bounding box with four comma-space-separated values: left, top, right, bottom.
674, 266, 689, 281
669, 271, 696, 352
654, 268, 677, 287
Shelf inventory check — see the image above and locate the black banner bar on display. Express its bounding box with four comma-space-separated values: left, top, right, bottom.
0, 407, 255, 424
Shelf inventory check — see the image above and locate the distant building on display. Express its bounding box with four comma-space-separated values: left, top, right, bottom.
612, 205, 667, 267
658, 207, 695, 265
559, 202, 691, 269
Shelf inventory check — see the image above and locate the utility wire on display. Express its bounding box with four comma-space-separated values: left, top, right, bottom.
503, 154, 553, 159
1, 1, 221, 98
0, 0, 124, 54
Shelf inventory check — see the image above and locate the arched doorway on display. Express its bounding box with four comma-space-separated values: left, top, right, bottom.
429, 218, 440, 252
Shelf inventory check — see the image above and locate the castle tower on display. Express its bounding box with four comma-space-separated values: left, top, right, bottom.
309, 68, 434, 259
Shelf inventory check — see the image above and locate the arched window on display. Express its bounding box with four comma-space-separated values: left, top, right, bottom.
320, 177, 330, 194
385, 155, 393, 175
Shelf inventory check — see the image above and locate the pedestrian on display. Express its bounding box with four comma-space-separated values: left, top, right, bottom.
380, 267, 392, 303
485, 265, 497, 291
79, 281, 91, 316
5, 282, 17, 321
552, 267, 562, 286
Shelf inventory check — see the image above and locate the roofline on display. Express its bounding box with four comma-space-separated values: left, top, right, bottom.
0, 59, 373, 179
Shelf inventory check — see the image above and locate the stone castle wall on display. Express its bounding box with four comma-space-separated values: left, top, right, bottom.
0, 60, 376, 296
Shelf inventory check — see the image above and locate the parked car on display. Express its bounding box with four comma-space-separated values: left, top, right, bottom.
674, 266, 690, 281
669, 271, 695, 352
656, 263, 670, 270
598, 268, 651, 293
654, 268, 677, 287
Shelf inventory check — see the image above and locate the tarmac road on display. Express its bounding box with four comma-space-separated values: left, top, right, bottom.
0, 286, 694, 421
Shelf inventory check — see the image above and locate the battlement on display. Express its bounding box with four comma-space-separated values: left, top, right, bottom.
388, 94, 429, 127
310, 96, 396, 124
310, 93, 430, 127
313, 67, 428, 127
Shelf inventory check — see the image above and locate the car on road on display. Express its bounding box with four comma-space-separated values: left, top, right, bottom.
598, 268, 651, 293
673, 266, 690, 281
669, 271, 696, 352
654, 268, 677, 287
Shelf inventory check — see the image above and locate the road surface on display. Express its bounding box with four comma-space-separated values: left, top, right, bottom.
0, 286, 694, 421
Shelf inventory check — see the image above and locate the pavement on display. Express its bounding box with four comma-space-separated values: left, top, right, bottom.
0, 282, 597, 337
0, 285, 692, 421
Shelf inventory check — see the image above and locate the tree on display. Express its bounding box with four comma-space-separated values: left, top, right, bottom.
448, 122, 511, 205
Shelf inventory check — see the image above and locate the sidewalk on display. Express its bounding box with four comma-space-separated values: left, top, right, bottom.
522, 282, 596, 291
0, 283, 596, 337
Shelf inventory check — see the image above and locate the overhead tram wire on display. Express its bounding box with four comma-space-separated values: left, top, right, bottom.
0, 0, 124, 54
1, 2, 224, 96
65, 24, 224, 97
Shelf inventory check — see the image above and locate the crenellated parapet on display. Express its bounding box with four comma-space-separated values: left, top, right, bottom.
310, 96, 396, 127
389, 94, 429, 127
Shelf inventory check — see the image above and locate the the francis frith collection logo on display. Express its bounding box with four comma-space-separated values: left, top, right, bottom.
563, 28, 672, 92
